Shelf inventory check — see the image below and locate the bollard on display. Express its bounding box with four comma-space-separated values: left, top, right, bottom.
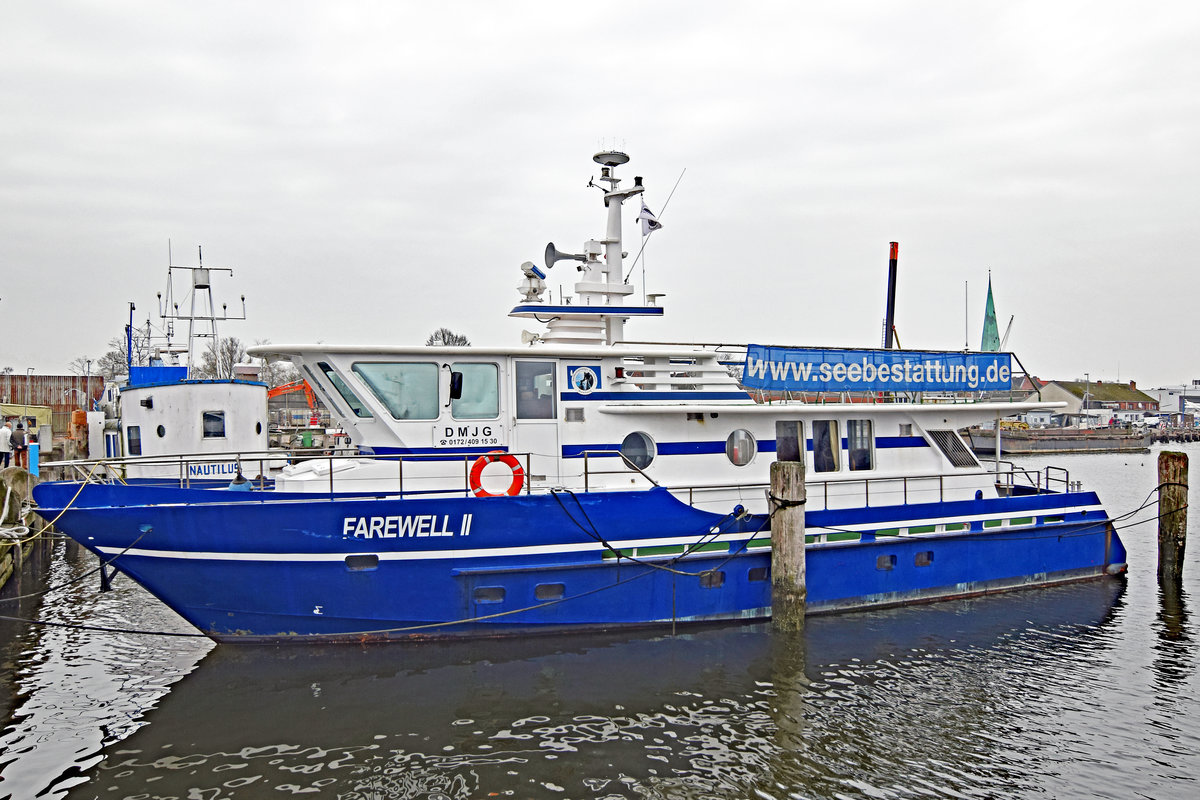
1157, 451, 1188, 580
770, 460, 807, 630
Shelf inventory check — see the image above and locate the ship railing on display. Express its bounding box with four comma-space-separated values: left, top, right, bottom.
578, 451, 660, 492
991, 460, 1071, 495
672, 462, 1072, 512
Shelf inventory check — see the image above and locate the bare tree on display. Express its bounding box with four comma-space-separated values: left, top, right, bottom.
95, 326, 153, 380
196, 337, 247, 380
425, 328, 470, 346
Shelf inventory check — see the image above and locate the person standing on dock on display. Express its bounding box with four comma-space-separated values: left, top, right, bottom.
0, 421, 11, 469
11, 422, 26, 470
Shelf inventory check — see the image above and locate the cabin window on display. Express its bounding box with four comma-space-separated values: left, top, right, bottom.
156, 425, 166, 438
774, 420, 805, 464
203, 411, 226, 438
811, 420, 840, 473
318, 362, 372, 418
926, 429, 980, 468
353, 362, 439, 420
451, 362, 499, 419
726, 429, 756, 466
126, 425, 142, 456
847, 419, 874, 471
620, 431, 656, 469
748, 566, 770, 582
899, 423, 913, 437
535, 583, 565, 601
700, 570, 726, 589
515, 361, 556, 419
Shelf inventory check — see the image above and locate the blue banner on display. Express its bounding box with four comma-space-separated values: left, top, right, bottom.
742, 345, 1012, 392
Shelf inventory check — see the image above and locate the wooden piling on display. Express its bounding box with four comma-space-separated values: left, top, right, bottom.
1157, 451, 1188, 580
770, 460, 807, 630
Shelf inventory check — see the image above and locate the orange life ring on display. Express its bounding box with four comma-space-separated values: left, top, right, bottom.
468, 450, 525, 497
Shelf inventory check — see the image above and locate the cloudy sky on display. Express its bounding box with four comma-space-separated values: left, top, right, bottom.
2, 1, 1198, 387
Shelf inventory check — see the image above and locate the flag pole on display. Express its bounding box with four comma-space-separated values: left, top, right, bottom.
624, 168, 686, 283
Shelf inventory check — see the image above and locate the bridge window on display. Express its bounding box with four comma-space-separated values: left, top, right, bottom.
812, 420, 840, 473
318, 362, 372, 418
847, 420, 874, 471
515, 361, 556, 419
621, 431, 656, 469
726, 429, 756, 466
203, 411, 226, 438
451, 362, 499, 419
353, 362, 439, 420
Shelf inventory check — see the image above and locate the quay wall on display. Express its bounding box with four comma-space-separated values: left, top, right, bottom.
0, 467, 46, 596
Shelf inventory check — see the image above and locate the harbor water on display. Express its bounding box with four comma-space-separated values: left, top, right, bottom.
1, 446, 1198, 799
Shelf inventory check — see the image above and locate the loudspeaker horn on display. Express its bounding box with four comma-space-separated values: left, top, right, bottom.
544, 242, 586, 271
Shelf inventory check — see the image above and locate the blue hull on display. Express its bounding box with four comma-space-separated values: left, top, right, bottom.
32, 482, 1126, 643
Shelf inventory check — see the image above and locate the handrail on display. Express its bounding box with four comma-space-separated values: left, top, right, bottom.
41, 447, 1074, 507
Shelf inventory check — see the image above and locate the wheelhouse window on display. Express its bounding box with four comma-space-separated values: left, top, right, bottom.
352, 362, 439, 420
126, 425, 142, 456
811, 419, 840, 473
515, 361, 555, 419
451, 362, 499, 419
202, 411, 226, 438
318, 362, 372, 418
847, 419, 874, 471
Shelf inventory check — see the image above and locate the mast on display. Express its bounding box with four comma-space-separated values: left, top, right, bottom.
510, 152, 664, 346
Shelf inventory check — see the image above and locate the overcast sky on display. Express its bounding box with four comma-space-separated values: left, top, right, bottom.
2, 1, 1198, 387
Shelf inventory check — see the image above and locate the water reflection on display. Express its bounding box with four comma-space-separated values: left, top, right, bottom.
1154, 577, 1191, 690
56, 579, 1127, 800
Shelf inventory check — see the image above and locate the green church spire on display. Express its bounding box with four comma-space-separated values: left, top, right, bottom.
980, 274, 1000, 351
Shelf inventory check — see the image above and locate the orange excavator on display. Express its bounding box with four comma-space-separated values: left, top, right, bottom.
267, 380, 321, 426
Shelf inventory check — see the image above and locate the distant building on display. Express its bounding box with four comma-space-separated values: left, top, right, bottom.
1035, 379, 1158, 426
1148, 380, 1200, 422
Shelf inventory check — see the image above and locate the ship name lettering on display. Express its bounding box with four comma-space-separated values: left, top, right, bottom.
342, 514, 472, 539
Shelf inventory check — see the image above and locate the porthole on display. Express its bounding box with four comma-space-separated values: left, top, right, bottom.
256, 422, 262, 435
620, 431, 656, 469
474, 586, 506, 604
725, 429, 756, 466
156, 425, 166, 438
345, 554, 379, 571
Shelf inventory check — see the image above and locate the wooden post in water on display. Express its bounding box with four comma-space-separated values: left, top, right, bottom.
1158, 451, 1188, 580
771, 460, 807, 630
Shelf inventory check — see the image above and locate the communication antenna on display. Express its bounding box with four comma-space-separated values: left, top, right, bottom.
159, 245, 247, 375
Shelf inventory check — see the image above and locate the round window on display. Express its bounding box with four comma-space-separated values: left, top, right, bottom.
620, 431, 656, 470
255, 422, 262, 435
726, 429, 756, 466
156, 425, 166, 438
